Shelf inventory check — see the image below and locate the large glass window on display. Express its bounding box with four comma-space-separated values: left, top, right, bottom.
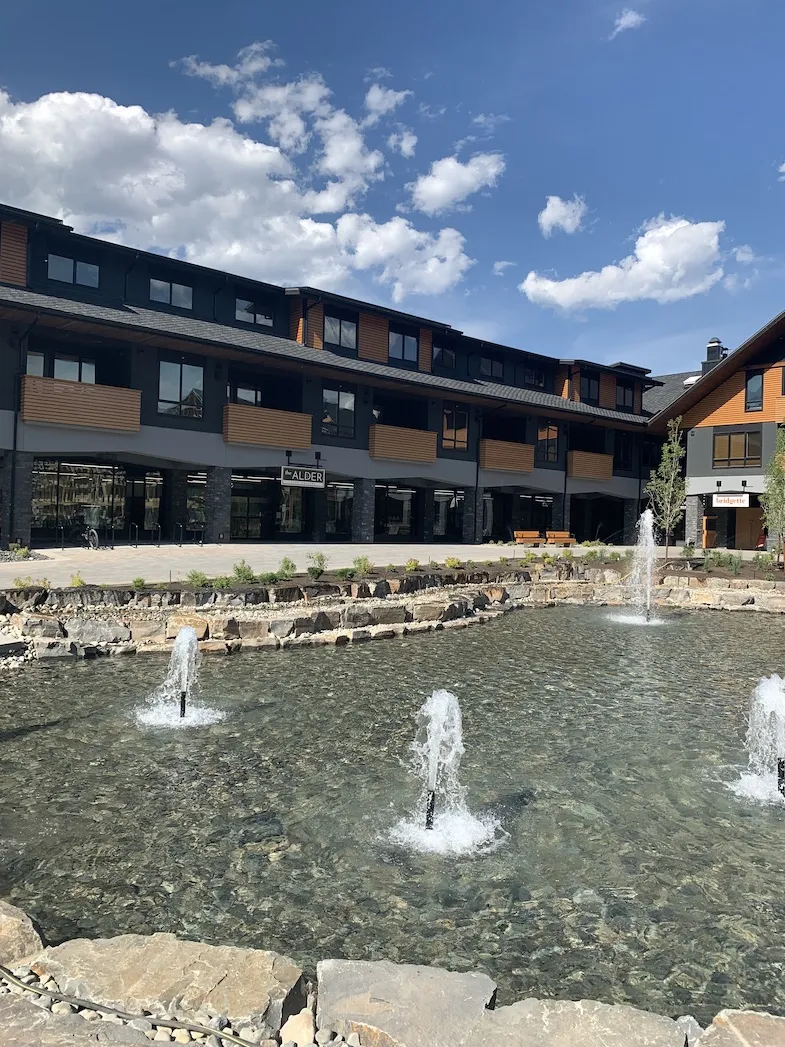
158, 359, 204, 418
26, 351, 44, 377
713, 430, 762, 469
519, 365, 546, 389
614, 431, 635, 471
536, 423, 559, 463
235, 298, 274, 326
442, 404, 469, 450
150, 278, 193, 310
326, 484, 354, 539
53, 355, 95, 384
279, 486, 303, 533
480, 356, 504, 379
616, 379, 635, 411
31, 460, 124, 540
433, 489, 464, 541
375, 485, 418, 538
324, 314, 357, 351
322, 382, 356, 439
389, 328, 418, 363
745, 370, 764, 412
433, 345, 456, 370
580, 371, 600, 404
47, 254, 99, 288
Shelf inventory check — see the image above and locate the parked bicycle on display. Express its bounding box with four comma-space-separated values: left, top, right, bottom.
67, 523, 100, 549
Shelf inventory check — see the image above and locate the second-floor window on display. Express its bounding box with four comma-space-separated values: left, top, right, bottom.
324, 314, 357, 351
26, 351, 44, 377
520, 365, 546, 389
616, 379, 635, 411
158, 359, 204, 419
442, 404, 468, 450
433, 345, 456, 369
235, 385, 264, 407
614, 431, 634, 471
713, 430, 761, 469
322, 382, 356, 439
389, 328, 418, 364
580, 371, 600, 404
47, 254, 99, 289
480, 356, 504, 379
150, 279, 193, 310
745, 370, 764, 412
54, 355, 96, 384
536, 423, 559, 463
235, 299, 274, 326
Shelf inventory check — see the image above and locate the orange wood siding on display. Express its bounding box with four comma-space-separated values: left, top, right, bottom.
0, 222, 27, 286
289, 298, 303, 343
223, 403, 311, 449
479, 439, 535, 473
418, 327, 433, 373
683, 365, 785, 427
556, 367, 570, 399
567, 450, 614, 480
599, 373, 616, 410
368, 424, 437, 463
20, 376, 141, 432
358, 312, 389, 364
305, 300, 324, 349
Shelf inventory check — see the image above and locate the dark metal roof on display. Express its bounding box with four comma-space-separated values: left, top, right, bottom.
0, 203, 70, 230
559, 357, 656, 382
0, 283, 648, 426
285, 286, 456, 333
643, 372, 700, 416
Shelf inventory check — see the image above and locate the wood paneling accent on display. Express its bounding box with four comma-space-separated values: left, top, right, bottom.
368, 424, 437, 462
599, 373, 616, 410
289, 297, 303, 343
20, 376, 141, 432
479, 439, 535, 473
223, 403, 311, 449
359, 312, 389, 363
567, 450, 614, 480
305, 300, 323, 349
0, 222, 27, 286
556, 366, 570, 399
418, 327, 432, 373
683, 364, 785, 427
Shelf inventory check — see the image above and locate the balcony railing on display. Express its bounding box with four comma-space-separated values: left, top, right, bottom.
223, 403, 312, 449
368, 424, 437, 463
567, 450, 614, 481
20, 376, 141, 432
479, 438, 534, 473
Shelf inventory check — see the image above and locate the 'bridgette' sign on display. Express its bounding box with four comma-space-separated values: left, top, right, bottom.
281, 465, 326, 489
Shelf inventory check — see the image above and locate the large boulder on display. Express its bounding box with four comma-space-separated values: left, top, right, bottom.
10, 614, 63, 638
28, 934, 305, 1035
0, 996, 148, 1046
164, 616, 208, 640
483, 998, 687, 1046
65, 618, 131, 645
696, 1009, 785, 1045
0, 900, 43, 965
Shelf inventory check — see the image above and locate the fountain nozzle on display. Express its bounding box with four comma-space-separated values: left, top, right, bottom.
778, 759, 785, 799
179, 690, 187, 719
425, 789, 436, 830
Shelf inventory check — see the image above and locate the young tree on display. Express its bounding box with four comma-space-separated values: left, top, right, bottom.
645, 416, 686, 558
760, 425, 785, 566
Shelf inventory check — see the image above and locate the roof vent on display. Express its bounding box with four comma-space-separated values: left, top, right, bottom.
683, 375, 700, 387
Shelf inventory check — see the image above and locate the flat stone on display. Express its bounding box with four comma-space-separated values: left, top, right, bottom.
0, 901, 42, 966
269, 619, 295, 639
197, 641, 230, 655
0, 994, 148, 1045
0, 638, 27, 657
280, 1007, 315, 1047
482, 998, 686, 1047
65, 617, 131, 644
412, 602, 443, 622
342, 606, 374, 628
129, 621, 168, 644
10, 614, 63, 638
208, 617, 240, 640
369, 605, 407, 626
165, 616, 209, 641
237, 620, 270, 640
696, 1009, 785, 1045
28, 934, 305, 1035
348, 629, 371, 643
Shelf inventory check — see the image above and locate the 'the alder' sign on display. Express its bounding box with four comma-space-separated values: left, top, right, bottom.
281, 465, 326, 489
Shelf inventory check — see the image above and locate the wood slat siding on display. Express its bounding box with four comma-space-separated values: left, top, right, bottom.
567, 450, 614, 480
368, 424, 437, 463
683, 365, 785, 428
479, 439, 535, 473
359, 312, 389, 363
305, 300, 324, 349
599, 374, 616, 410
0, 222, 27, 286
223, 403, 311, 449
289, 298, 303, 343
418, 327, 433, 373
21, 376, 141, 432
556, 366, 570, 399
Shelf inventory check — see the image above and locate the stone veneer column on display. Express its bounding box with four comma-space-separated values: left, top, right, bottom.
551, 492, 571, 532
462, 486, 484, 544
418, 488, 435, 543
622, 499, 639, 545
0, 451, 33, 548
351, 478, 375, 543
715, 507, 729, 549
203, 467, 232, 544
161, 469, 189, 541
684, 494, 703, 548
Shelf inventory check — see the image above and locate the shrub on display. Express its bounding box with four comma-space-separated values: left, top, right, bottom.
682, 542, 696, 560
608, 551, 621, 563
278, 556, 297, 580
727, 553, 743, 576
336, 567, 355, 580
521, 551, 534, 565
13, 546, 31, 560
404, 558, 420, 573
258, 571, 280, 585
444, 556, 463, 569
561, 548, 573, 561
214, 575, 233, 590
232, 559, 257, 584
186, 569, 209, 588
306, 551, 328, 580
580, 539, 603, 547
352, 555, 374, 576
132, 577, 146, 591
585, 548, 600, 562
753, 551, 776, 570
466, 559, 475, 569
386, 563, 397, 573
704, 550, 720, 570
12, 576, 31, 588
624, 549, 634, 561
541, 553, 555, 567
69, 573, 86, 588
428, 558, 440, 569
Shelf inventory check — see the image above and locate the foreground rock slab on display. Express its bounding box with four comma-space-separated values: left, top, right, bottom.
696, 1009, 785, 1045
0, 900, 43, 965
0, 996, 148, 1046
483, 998, 688, 1047
29, 933, 305, 1034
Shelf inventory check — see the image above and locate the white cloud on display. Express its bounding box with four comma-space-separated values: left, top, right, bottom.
734, 244, 755, 264
233, 74, 332, 152
537, 194, 588, 237
610, 8, 646, 39
521, 215, 726, 310
472, 113, 510, 136
387, 128, 418, 158
493, 260, 515, 276
409, 153, 505, 216
418, 102, 446, 120
179, 41, 284, 86
362, 84, 411, 127
365, 66, 392, 82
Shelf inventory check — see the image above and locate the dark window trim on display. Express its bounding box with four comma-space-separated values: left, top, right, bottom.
235, 296, 275, 327
46, 253, 100, 289
613, 430, 635, 471
580, 370, 600, 405
712, 428, 762, 469
535, 421, 560, 464
519, 364, 546, 390
321, 380, 357, 440
433, 345, 456, 370
150, 277, 193, 311
323, 312, 358, 353
616, 378, 635, 412
388, 324, 419, 366
745, 368, 764, 413
442, 401, 469, 451
479, 354, 504, 380
157, 353, 205, 420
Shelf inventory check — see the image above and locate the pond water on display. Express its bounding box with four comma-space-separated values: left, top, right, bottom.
1, 606, 785, 1025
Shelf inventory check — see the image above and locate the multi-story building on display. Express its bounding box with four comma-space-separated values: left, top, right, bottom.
0, 202, 661, 549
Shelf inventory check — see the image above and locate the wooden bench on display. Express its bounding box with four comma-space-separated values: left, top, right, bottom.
514, 530, 544, 546
545, 530, 577, 546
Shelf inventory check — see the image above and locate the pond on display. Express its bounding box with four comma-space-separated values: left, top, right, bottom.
1, 606, 784, 1025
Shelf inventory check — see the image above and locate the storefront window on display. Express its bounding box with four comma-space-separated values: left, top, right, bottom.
326, 484, 354, 539
31, 460, 124, 541
433, 489, 464, 541
375, 485, 418, 538
279, 486, 303, 534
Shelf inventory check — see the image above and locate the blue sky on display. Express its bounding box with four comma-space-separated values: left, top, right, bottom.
0, 0, 782, 375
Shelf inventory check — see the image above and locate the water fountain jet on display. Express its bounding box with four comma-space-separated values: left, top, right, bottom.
136, 626, 225, 728
732, 674, 785, 803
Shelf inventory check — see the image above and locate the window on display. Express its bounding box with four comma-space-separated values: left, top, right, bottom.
520, 365, 546, 389
235, 298, 274, 326
442, 403, 469, 451
158, 359, 204, 418
536, 423, 559, 463
25, 351, 44, 377
745, 370, 764, 412
580, 371, 600, 404
150, 278, 193, 310
322, 382, 356, 439
433, 345, 456, 370
614, 431, 634, 471
53, 355, 95, 384
47, 254, 99, 288
389, 328, 418, 363
616, 379, 635, 412
323, 314, 357, 351
480, 356, 504, 379
235, 386, 262, 407
713, 430, 762, 469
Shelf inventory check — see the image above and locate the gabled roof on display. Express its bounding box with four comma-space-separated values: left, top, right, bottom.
643, 372, 700, 416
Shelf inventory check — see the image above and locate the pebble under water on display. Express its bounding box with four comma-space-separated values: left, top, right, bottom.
1, 605, 785, 1026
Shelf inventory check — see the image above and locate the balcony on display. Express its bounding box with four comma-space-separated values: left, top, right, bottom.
368, 424, 437, 463
567, 450, 614, 481
479, 438, 534, 473
223, 403, 311, 449
20, 376, 141, 432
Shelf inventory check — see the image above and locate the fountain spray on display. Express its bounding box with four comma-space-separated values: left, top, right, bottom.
732, 674, 785, 804
630, 508, 656, 622
136, 625, 224, 728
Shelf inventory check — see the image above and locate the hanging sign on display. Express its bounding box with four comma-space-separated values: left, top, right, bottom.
281, 465, 326, 489
713, 493, 749, 508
